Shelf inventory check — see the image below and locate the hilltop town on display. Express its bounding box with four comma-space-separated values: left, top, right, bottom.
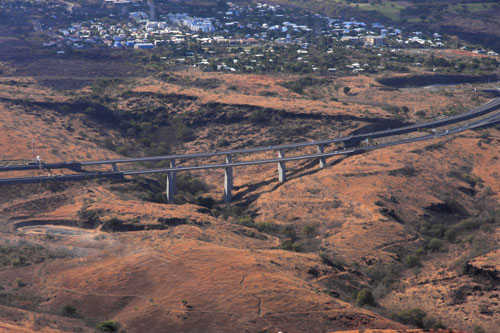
4, 0, 499, 75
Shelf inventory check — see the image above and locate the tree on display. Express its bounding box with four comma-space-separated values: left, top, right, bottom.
343, 86, 351, 95
405, 254, 421, 267
391, 308, 427, 328
97, 321, 119, 332
428, 238, 444, 252
356, 289, 376, 307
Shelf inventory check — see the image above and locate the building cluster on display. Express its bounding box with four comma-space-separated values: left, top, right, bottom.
46, 10, 221, 49
48, 20, 154, 49
341, 35, 385, 47
402, 32, 444, 47
41, 0, 456, 54
167, 13, 215, 33
42, 6, 451, 56
39, 0, 500, 66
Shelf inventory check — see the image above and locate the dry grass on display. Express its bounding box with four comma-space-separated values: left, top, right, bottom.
0, 69, 498, 332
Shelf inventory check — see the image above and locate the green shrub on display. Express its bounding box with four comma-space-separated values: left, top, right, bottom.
116, 146, 128, 156
390, 308, 427, 328
356, 289, 376, 307
429, 224, 446, 238
365, 262, 405, 288
456, 218, 481, 231
443, 217, 486, 243
320, 252, 345, 270
427, 238, 444, 252
77, 208, 102, 229
173, 121, 195, 142
415, 247, 425, 257
283, 225, 298, 241
281, 76, 328, 94
256, 222, 280, 234
415, 110, 426, 118
248, 109, 272, 123
444, 228, 459, 242
237, 216, 256, 228
280, 240, 302, 252
405, 254, 421, 268
102, 137, 115, 150
302, 225, 316, 237
96, 321, 119, 332
177, 174, 209, 195
228, 206, 244, 217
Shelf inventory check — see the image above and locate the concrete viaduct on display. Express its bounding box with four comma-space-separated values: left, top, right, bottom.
1, 96, 500, 203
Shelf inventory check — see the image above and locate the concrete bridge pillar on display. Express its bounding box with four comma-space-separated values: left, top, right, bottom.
166, 159, 176, 203
169, 159, 176, 194
278, 149, 286, 182
224, 155, 233, 202
317, 144, 326, 168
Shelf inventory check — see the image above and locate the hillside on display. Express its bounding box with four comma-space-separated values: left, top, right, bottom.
0, 33, 499, 332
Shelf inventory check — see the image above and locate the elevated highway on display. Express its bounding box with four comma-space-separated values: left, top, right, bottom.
1, 96, 499, 202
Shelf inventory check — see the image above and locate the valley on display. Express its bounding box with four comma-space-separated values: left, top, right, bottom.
0, 1, 499, 332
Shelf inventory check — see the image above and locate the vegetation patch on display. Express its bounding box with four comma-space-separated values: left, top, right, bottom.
390, 308, 445, 329
281, 76, 331, 94
157, 72, 220, 89
0, 238, 73, 268
355, 289, 376, 307
97, 320, 120, 332
378, 74, 499, 88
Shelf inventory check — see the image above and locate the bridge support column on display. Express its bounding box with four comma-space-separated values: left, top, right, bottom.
317, 144, 326, 168
224, 155, 233, 202
278, 149, 286, 182
166, 159, 176, 203
111, 163, 118, 172
169, 159, 176, 194
166, 174, 173, 203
